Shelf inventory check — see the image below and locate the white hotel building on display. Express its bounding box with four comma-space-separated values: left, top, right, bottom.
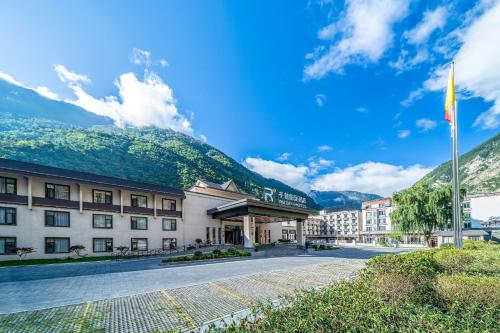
0, 158, 312, 260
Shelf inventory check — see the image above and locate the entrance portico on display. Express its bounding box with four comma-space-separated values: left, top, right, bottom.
207, 198, 314, 248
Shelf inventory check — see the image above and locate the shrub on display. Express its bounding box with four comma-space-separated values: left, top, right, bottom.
212, 249, 222, 256
371, 272, 419, 304
434, 249, 475, 275
463, 240, 487, 250
367, 251, 439, 278
319, 244, 326, 250
435, 274, 500, 306
227, 247, 238, 255
193, 251, 203, 258
440, 243, 454, 249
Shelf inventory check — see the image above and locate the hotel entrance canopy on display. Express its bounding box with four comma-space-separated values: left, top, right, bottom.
207, 199, 316, 248
207, 198, 315, 221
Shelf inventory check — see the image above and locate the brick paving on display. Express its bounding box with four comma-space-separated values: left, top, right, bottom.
0, 260, 366, 333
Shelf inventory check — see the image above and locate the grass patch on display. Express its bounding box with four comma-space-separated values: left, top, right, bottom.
0, 256, 114, 267
206, 241, 500, 332
162, 248, 250, 263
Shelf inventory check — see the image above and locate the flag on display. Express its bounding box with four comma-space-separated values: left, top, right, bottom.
444, 64, 455, 123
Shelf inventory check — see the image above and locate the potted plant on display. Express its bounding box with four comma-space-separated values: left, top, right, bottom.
195, 238, 203, 248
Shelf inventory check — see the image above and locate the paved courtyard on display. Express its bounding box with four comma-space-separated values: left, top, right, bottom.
0, 247, 414, 332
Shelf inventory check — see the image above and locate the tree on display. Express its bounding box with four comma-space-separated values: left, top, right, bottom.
390, 182, 465, 247
14, 247, 34, 260
69, 245, 87, 258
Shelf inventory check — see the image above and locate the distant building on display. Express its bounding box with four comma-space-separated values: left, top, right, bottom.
463, 192, 500, 228
360, 198, 393, 243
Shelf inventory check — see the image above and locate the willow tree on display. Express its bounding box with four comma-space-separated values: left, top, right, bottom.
390, 182, 465, 246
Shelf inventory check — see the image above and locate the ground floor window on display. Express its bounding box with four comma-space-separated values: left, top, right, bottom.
0, 207, 16, 225
212, 227, 216, 243
163, 238, 177, 250
206, 227, 210, 243
289, 230, 296, 241
93, 238, 113, 252
282, 229, 288, 240
442, 236, 453, 244
218, 227, 222, 245
0, 237, 16, 254
45, 237, 70, 253
469, 236, 481, 241
224, 225, 242, 245
131, 238, 148, 251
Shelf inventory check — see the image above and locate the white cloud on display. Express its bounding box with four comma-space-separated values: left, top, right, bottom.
401, 87, 424, 107
304, 0, 410, 79
404, 6, 447, 45
318, 145, 333, 151
130, 48, 152, 67
159, 59, 169, 68
416, 118, 437, 131
0, 71, 60, 101
277, 152, 291, 161
57, 66, 193, 134
244, 157, 310, 192
423, 2, 500, 129
246, 156, 432, 197
311, 162, 432, 196
356, 106, 369, 113
398, 129, 411, 138
315, 94, 326, 107
389, 48, 429, 73
199, 134, 207, 143
34, 86, 60, 100
54, 64, 90, 84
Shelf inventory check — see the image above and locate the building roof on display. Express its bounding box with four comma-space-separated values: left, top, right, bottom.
362, 197, 391, 205
322, 205, 359, 213
432, 229, 489, 236
195, 179, 247, 194
0, 158, 185, 198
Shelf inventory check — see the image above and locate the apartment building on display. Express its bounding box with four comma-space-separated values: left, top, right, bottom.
0, 158, 312, 259
360, 198, 393, 243
306, 207, 362, 243
463, 192, 500, 228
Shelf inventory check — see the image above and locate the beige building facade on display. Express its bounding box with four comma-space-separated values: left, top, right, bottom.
0, 158, 311, 260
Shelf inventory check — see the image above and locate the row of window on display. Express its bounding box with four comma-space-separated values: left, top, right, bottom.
0, 207, 177, 230
0, 176, 177, 210
0, 236, 178, 255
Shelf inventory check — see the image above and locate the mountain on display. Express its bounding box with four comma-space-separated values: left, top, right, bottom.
421, 133, 500, 193
0, 78, 319, 209
0, 78, 112, 127
308, 190, 382, 210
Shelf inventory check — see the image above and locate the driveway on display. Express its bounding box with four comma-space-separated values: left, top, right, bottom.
0, 246, 414, 314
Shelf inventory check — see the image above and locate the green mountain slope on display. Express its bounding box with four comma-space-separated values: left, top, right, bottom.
308, 190, 382, 210
0, 116, 319, 208
421, 133, 500, 193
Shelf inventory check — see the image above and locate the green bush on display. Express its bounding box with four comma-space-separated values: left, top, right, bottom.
463, 240, 487, 250
319, 244, 326, 250
435, 274, 500, 306
193, 251, 203, 258
434, 249, 475, 275
439, 243, 454, 249
213, 249, 222, 256
367, 251, 440, 278
227, 247, 238, 255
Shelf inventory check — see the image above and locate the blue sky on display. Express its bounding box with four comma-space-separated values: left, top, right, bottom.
0, 0, 499, 196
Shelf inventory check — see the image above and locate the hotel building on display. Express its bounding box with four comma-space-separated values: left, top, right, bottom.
360, 198, 393, 243
306, 207, 362, 243
0, 158, 312, 260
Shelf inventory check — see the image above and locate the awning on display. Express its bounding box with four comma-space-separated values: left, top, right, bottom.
207, 198, 316, 221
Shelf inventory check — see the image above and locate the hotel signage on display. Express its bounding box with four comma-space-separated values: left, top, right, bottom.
263, 187, 307, 209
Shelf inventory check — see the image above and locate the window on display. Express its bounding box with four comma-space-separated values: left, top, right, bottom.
463, 202, 471, 209
93, 238, 113, 252
463, 212, 471, 219
45, 237, 70, 253
93, 190, 112, 204
45, 211, 70, 227
212, 227, 216, 243
0, 207, 16, 225
289, 229, 296, 240
131, 195, 147, 208
131, 216, 147, 230
45, 183, 70, 200
162, 218, 176, 231
0, 237, 16, 255
282, 229, 289, 239
0, 177, 16, 194
469, 236, 481, 241
206, 227, 210, 242
443, 236, 453, 244
162, 199, 176, 211
131, 238, 148, 251
218, 228, 222, 245
93, 214, 112, 229
162, 238, 177, 250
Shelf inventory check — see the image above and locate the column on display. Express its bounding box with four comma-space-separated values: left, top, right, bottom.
26, 176, 32, 210
243, 215, 254, 249
153, 194, 157, 219
78, 184, 83, 213
296, 218, 305, 248
119, 190, 124, 216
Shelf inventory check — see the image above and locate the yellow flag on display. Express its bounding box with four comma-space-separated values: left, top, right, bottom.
444, 64, 455, 123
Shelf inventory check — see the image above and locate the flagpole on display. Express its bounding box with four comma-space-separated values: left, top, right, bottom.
450, 62, 462, 249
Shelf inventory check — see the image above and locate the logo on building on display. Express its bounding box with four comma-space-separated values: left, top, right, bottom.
263, 187, 307, 209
